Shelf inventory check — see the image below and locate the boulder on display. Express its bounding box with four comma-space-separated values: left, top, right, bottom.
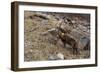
69, 29, 90, 50
79, 37, 90, 50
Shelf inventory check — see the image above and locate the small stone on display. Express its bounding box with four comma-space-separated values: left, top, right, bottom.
56, 53, 64, 60
48, 53, 64, 60
49, 56, 56, 60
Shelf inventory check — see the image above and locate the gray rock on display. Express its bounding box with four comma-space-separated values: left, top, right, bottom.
48, 55, 58, 60
69, 28, 90, 50
78, 37, 90, 50
48, 53, 64, 60
56, 53, 64, 60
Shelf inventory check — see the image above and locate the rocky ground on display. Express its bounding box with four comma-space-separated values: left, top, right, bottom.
24, 11, 90, 61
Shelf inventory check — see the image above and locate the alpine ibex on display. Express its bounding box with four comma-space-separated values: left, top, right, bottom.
56, 27, 78, 54
56, 18, 78, 54
41, 17, 79, 54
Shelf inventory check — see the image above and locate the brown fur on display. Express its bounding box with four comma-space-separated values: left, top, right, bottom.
57, 26, 78, 54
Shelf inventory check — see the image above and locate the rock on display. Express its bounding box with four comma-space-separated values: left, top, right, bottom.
48, 55, 59, 60
29, 13, 49, 20
41, 28, 57, 36
48, 55, 57, 60
48, 53, 64, 60
69, 29, 90, 50
79, 37, 90, 50
56, 53, 64, 60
